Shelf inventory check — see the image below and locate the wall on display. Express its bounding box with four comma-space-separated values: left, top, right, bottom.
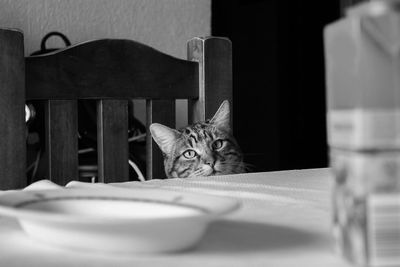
0, 0, 211, 127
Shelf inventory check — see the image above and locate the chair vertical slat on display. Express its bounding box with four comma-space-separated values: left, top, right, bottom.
45, 100, 79, 185
146, 100, 175, 179
0, 29, 25, 190
187, 37, 233, 125
97, 100, 129, 183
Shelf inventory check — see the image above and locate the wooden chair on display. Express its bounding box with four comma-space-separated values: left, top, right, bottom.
0, 28, 232, 190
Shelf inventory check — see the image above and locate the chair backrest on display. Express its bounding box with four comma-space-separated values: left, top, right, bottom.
0, 28, 232, 189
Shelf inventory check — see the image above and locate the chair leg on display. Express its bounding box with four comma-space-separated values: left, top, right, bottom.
146, 99, 175, 179
187, 37, 233, 125
45, 100, 79, 185
97, 99, 129, 183
0, 29, 26, 190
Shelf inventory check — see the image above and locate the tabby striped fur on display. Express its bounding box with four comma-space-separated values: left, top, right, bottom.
150, 100, 244, 178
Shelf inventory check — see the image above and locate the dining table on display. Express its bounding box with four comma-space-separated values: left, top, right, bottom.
0, 168, 352, 267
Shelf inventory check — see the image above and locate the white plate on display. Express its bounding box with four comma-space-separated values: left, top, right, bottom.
0, 187, 240, 253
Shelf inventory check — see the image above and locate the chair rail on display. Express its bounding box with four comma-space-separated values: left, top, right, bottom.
26, 39, 199, 100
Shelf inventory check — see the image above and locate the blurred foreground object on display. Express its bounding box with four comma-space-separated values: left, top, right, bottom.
325, 1, 400, 266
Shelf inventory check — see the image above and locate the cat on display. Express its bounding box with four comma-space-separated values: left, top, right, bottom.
150, 100, 245, 178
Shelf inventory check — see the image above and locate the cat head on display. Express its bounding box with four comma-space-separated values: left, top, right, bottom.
150, 100, 244, 178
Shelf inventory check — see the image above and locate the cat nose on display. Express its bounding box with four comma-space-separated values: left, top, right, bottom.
205, 159, 215, 167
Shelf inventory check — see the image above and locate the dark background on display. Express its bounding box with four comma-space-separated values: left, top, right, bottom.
211, 0, 342, 172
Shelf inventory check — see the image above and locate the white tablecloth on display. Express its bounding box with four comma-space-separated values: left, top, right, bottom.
0, 168, 351, 267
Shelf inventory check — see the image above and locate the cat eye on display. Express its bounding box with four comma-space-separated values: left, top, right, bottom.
182, 149, 197, 159
212, 139, 225, 150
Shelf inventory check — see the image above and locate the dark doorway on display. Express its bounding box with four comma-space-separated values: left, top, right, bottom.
212, 0, 340, 172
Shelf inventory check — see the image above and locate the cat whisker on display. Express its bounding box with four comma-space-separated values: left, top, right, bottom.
241, 162, 255, 172
188, 169, 205, 178
216, 161, 252, 173
150, 100, 244, 178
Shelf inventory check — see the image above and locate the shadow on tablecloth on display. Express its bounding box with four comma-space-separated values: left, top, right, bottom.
196, 220, 331, 253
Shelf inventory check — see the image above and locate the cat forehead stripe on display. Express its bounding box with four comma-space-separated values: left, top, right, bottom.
189, 134, 198, 143
187, 135, 194, 147
149, 101, 244, 179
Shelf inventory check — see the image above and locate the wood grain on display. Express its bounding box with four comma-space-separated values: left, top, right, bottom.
25, 39, 199, 100
146, 100, 175, 179
187, 37, 233, 125
0, 29, 26, 190
19, 36, 232, 185
97, 100, 129, 183
45, 100, 79, 185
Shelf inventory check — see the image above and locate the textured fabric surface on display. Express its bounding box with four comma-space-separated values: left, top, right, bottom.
0, 168, 351, 267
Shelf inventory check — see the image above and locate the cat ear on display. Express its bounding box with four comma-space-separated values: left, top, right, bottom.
210, 100, 231, 132
149, 123, 180, 154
